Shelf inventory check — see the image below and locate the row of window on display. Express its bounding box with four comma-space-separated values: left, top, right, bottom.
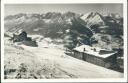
74, 51, 83, 59
84, 53, 105, 66
74, 52, 106, 67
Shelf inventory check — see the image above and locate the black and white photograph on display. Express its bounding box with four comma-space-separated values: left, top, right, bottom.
1, 0, 127, 82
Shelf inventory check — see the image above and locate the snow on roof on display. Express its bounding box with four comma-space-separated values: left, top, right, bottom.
73, 45, 117, 58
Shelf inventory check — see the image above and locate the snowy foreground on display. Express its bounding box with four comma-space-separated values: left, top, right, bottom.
4, 37, 123, 79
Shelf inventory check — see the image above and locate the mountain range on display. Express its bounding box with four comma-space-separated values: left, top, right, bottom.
4, 11, 123, 52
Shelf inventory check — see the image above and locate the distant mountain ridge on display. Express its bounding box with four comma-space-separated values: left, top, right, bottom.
4, 12, 77, 35
80, 12, 105, 27
4, 11, 123, 51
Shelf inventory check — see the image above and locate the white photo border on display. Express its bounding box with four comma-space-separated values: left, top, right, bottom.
1, 0, 127, 82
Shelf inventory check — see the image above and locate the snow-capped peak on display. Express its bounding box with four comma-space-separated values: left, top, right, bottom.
80, 12, 94, 20
80, 12, 105, 27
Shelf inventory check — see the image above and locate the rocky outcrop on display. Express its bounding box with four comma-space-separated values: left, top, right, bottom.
11, 31, 38, 47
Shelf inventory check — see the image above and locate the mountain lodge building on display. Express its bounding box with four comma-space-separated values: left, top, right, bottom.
73, 45, 117, 68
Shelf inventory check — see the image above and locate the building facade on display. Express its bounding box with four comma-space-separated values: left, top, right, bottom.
73, 45, 117, 68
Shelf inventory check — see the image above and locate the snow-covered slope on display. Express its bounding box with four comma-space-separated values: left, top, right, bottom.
4, 37, 123, 79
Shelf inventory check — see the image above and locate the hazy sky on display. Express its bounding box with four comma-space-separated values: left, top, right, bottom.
5, 4, 123, 16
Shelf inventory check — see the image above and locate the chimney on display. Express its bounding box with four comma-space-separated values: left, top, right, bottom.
94, 48, 96, 52
84, 48, 86, 51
